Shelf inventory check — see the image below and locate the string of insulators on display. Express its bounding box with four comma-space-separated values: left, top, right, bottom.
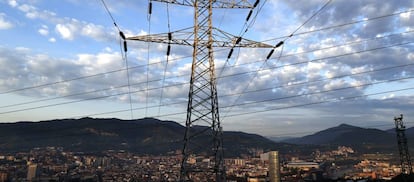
246, 0, 260, 22
253, 0, 260, 7
266, 41, 283, 60
119, 31, 127, 52
246, 10, 253, 22
148, 1, 152, 15
147, 1, 152, 21
227, 49, 234, 59
227, 37, 242, 59
167, 32, 172, 57
236, 36, 242, 44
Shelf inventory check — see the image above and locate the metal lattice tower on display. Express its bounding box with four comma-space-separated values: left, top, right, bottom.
127, 1, 271, 181
394, 114, 413, 174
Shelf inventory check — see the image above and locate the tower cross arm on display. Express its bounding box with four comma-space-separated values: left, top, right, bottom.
126, 27, 194, 46
152, 0, 254, 8
126, 26, 272, 48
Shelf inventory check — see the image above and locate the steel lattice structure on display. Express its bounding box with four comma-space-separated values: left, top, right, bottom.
127, 0, 271, 181
394, 114, 413, 175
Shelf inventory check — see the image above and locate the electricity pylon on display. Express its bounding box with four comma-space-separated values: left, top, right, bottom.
394, 114, 413, 175
127, 1, 271, 181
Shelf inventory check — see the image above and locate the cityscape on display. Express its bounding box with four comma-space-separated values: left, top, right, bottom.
0, 145, 408, 181
0, 117, 413, 181
1, 0, 414, 181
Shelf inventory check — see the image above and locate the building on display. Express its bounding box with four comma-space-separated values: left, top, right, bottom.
286, 162, 319, 171
259, 151, 281, 182
27, 163, 37, 181
0, 172, 7, 182
269, 151, 280, 182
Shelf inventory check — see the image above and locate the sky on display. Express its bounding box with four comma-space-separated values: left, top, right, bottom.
0, 0, 413, 137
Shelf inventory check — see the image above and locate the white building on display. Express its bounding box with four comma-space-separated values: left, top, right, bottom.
27, 163, 37, 181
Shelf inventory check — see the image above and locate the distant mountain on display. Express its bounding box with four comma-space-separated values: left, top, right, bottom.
283, 124, 404, 152
386, 126, 414, 136
267, 136, 295, 142
0, 117, 300, 156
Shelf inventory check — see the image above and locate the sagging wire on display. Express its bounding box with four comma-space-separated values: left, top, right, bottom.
146, 0, 153, 116
100, 0, 134, 119
221, 0, 332, 120
217, 0, 267, 78
221, 43, 285, 119
158, 2, 172, 116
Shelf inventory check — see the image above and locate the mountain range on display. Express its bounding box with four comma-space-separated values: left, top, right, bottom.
282, 123, 414, 153
0, 118, 411, 155
0, 117, 303, 156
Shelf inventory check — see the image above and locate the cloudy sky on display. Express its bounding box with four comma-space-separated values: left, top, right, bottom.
0, 0, 413, 137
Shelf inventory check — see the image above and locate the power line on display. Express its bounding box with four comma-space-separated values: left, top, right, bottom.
158, 2, 173, 116
221, 62, 414, 99
225, 87, 414, 117
0, 81, 188, 115
289, 0, 332, 37
99, 0, 121, 32
100, 0, 134, 118
149, 86, 414, 119
261, 9, 414, 43
263, 0, 331, 61
221, 0, 331, 116
2, 28, 410, 96
66, 62, 414, 119
9, 72, 411, 124
0, 53, 194, 95
146, 0, 153, 117
0, 34, 412, 110
218, 0, 268, 76
124, 50, 134, 119
2, 74, 411, 122
221, 75, 414, 111
0, 46, 237, 96
217, 29, 413, 80
219, 40, 414, 114
1, 41, 412, 113
269, 29, 414, 61
1, 8, 410, 97
2, 39, 412, 111
219, 41, 413, 80
4, 60, 412, 117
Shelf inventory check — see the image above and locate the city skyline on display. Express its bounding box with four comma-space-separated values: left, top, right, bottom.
0, 0, 413, 137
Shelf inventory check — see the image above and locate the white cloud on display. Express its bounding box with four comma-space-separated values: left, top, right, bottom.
0, 46, 130, 101
55, 24, 74, 40
8, 0, 18, 7
38, 25, 49, 36
38, 28, 48, 35
48, 37, 56, 43
53, 18, 113, 41
400, 11, 411, 19
80, 23, 108, 41
0, 13, 13, 30
284, 120, 294, 125
381, 94, 395, 100
16, 3, 55, 20
17, 4, 35, 13
14, 46, 31, 53
9, 2, 116, 42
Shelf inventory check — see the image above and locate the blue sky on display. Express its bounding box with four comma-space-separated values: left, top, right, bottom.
0, 0, 413, 137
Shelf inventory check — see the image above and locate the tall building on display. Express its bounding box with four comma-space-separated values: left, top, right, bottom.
0, 172, 8, 182
27, 163, 37, 181
269, 151, 280, 182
